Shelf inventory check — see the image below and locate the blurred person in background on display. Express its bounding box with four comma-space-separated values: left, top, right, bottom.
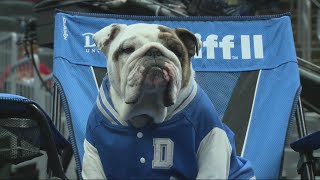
0, 40, 51, 90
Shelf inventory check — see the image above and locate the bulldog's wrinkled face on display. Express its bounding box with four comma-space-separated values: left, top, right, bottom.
93, 23, 200, 124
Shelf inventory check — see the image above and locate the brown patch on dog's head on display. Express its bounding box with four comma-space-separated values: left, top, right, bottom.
175, 28, 201, 57
158, 26, 200, 87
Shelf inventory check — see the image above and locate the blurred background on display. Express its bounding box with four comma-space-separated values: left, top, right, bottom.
0, 0, 319, 179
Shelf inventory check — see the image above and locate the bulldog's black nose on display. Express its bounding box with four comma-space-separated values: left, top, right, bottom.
145, 47, 162, 58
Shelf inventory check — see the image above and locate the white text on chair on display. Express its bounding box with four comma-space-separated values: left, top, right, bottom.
194, 34, 264, 60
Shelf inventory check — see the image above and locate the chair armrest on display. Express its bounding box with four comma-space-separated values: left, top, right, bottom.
0, 93, 69, 149
0, 93, 68, 179
290, 131, 320, 152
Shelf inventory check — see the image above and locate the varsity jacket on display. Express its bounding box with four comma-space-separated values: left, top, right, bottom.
82, 78, 255, 179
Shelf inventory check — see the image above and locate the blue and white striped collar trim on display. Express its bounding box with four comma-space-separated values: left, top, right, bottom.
165, 83, 198, 121
96, 79, 128, 126
96, 78, 197, 126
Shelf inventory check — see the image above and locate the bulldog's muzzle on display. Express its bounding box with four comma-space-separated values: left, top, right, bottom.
124, 43, 182, 107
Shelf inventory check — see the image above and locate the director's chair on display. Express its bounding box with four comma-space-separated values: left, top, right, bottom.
0, 11, 319, 179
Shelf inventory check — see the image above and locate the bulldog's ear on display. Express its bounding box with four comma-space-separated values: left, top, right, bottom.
93, 24, 127, 53
175, 28, 201, 57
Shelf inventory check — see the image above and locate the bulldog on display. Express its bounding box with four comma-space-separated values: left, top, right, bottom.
93, 23, 200, 128
82, 23, 255, 180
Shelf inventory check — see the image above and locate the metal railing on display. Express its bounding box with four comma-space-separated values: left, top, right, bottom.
297, 0, 312, 61
3, 55, 53, 114
296, 0, 320, 63
0, 33, 17, 74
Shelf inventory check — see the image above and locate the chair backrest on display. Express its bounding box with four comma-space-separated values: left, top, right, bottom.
53, 11, 300, 179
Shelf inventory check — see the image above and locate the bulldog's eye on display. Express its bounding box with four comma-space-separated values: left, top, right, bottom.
122, 46, 135, 54
170, 47, 182, 57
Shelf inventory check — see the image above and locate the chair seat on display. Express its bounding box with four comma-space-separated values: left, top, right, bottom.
291, 131, 320, 152
0, 93, 68, 150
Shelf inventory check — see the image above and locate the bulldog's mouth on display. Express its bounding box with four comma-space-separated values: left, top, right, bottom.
125, 59, 180, 107
143, 66, 170, 90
